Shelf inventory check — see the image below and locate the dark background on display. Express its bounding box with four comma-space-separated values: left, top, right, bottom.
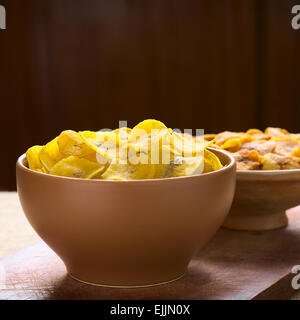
0, 0, 299, 190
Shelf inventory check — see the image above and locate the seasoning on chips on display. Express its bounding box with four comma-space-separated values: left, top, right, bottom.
26, 119, 224, 179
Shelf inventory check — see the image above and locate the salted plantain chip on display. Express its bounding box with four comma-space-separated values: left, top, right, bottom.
170, 131, 199, 157
101, 160, 156, 180
114, 127, 131, 141
126, 127, 172, 167
170, 132, 208, 157
129, 119, 168, 144
203, 149, 223, 173
164, 156, 204, 178
131, 119, 167, 135
58, 130, 96, 161
79, 130, 97, 140
79, 131, 121, 164
50, 156, 106, 179
26, 145, 45, 172
39, 137, 64, 171
35, 168, 48, 173
27, 120, 226, 179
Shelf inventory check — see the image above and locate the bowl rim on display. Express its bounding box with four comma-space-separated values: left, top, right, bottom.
16, 147, 235, 184
236, 167, 300, 182
237, 168, 300, 175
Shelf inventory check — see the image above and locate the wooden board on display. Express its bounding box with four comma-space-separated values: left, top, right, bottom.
1, 207, 300, 300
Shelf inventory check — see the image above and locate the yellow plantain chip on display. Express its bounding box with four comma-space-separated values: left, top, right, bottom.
79, 131, 121, 163
131, 119, 167, 134
203, 149, 223, 173
26, 145, 45, 172
101, 160, 156, 180
152, 163, 171, 178
126, 127, 172, 167
164, 156, 204, 178
58, 130, 96, 161
170, 134, 215, 157
129, 119, 168, 142
170, 132, 199, 157
27, 120, 226, 179
114, 127, 131, 141
50, 156, 106, 179
79, 130, 97, 140
39, 137, 64, 171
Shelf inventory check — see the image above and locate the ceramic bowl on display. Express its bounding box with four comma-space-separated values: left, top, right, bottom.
16, 148, 235, 287
222, 169, 300, 231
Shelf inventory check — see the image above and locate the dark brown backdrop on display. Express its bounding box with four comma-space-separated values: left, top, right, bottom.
0, 0, 299, 190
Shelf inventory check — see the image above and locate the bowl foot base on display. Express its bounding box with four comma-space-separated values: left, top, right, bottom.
67, 272, 186, 288
222, 210, 288, 231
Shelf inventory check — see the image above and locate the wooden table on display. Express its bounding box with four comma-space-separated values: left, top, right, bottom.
0, 192, 300, 300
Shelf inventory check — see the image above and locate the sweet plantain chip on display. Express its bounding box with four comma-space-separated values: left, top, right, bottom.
221, 138, 242, 152
203, 133, 217, 141
271, 136, 300, 156
222, 135, 252, 152
262, 153, 300, 170
232, 149, 264, 170
265, 127, 289, 137
39, 137, 64, 171
292, 148, 300, 157
50, 156, 106, 179
246, 129, 269, 140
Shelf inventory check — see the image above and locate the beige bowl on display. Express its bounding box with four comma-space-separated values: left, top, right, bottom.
222, 169, 300, 231
16, 148, 236, 287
